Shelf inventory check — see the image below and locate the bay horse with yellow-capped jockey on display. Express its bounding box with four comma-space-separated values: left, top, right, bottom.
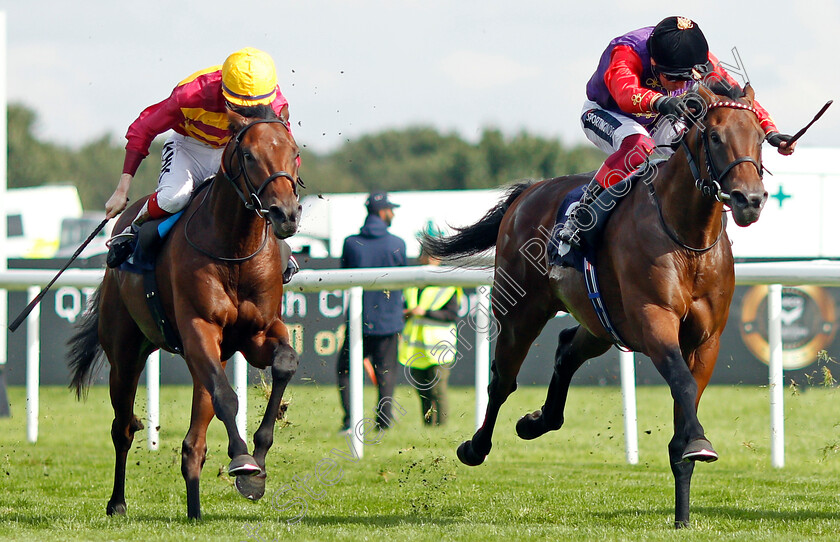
67, 105, 302, 519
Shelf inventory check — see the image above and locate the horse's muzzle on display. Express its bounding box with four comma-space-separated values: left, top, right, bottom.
267, 204, 301, 239
729, 188, 768, 226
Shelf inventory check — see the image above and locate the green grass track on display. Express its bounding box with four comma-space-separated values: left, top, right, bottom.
1, 383, 839, 541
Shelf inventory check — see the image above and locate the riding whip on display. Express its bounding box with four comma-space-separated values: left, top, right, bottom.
8, 218, 110, 332
786, 100, 833, 145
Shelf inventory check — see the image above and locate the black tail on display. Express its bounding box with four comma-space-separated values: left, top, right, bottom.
67, 286, 105, 400
421, 181, 532, 260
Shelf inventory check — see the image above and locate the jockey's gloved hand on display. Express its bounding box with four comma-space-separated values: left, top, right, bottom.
765, 132, 793, 148
681, 94, 705, 118
653, 96, 685, 118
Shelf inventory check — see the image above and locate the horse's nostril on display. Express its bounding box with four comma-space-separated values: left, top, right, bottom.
731, 191, 748, 207
731, 190, 767, 210
269, 206, 287, 223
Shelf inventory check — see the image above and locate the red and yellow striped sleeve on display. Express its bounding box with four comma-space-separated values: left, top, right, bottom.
123, 66, 291, 176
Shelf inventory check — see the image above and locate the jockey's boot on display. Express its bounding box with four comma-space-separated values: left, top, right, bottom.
106, 202, 152, 269
282, 254, 299, 284
556, 177, 605, 267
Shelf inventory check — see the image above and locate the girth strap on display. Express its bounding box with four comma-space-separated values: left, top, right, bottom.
143, 270, 183, 354
583, 257, 632, 352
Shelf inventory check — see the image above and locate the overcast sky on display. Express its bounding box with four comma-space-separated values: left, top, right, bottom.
1, 1, 837, 155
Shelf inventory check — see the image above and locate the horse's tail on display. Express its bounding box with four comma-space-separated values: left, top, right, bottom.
421, 181, 533, 260
67, 286, 105, 400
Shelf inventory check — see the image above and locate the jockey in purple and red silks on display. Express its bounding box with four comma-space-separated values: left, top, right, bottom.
556, 16, 795, 258
105, 47, 300, 280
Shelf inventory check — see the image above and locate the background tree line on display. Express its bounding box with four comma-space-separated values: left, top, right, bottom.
7, 103, 605, 210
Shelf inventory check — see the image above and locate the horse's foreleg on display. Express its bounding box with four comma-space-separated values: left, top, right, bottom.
253, 342, 298, 467
236, 335, 299, 501
183, 323, 256, 476
670, 336, 720, 528
181, 381, 216, 520
642, 313, 710, 454
459, 311, 550, 466
517, 325, 611, 440
669, 404, 694, 528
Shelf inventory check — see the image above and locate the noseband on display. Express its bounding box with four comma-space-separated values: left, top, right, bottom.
221, 118, 305, 217
681, 100, 763, 203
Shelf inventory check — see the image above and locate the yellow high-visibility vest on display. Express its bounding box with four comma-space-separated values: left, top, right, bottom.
399, 286, 463, 370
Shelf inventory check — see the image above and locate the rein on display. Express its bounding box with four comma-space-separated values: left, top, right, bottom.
221, 118, 305, 218
648, 181, 725, 253
182, 117, 301, 263
184, 184, 271, 263
681, 100, 763, 203
651, 99, 760, 253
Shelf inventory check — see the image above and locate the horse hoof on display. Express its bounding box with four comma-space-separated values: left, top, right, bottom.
682, 438, 718, 463
228, 454, 261, 477
674, 519, 689, 529
515, 411, 544, 440
235, 471, 266, 501
106, 501, 126, 516
456, 441, 486, 466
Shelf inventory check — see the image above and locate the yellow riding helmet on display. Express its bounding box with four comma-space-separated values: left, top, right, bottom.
221, 47, 278, 106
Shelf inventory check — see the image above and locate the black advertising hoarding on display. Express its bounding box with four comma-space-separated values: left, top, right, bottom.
4, 257, 838, 388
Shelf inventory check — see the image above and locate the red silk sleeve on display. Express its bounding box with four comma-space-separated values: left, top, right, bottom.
124, 90, 185, 159
121, 149, 145, 176
604, 45, 663, 114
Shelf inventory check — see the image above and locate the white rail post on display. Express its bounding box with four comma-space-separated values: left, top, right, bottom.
146, 350, 160, 450
348, 286, 364, 458
0, 12, 8, 418
474, 286, 491, 430
619, 349, 639, 464
768, 284, 784, 468
234, 352, 248, 443
25, 286, 39, 443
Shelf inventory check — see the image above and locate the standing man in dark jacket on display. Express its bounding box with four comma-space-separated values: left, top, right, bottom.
337, 191, 407, 431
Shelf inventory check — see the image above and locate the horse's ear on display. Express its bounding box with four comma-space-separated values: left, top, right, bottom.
226, 108, 249, 133
695, 83, 716, 105
279, 104, 289, 123
743, 83, 755, 105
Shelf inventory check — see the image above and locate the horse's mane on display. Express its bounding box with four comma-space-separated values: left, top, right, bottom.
226, 103, 278, 131
704, 78, 747, 103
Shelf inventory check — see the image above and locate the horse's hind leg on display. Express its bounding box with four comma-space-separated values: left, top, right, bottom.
457, 307, 553, 466
516, 325, 612, 440
105, 360, 147, 516
236, 326, 299, 501
100, 293, 151, 516
181, 381, 217, 520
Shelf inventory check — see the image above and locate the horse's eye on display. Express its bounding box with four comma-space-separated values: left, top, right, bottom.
242, 152, 254, 162
710, 132, 721, 144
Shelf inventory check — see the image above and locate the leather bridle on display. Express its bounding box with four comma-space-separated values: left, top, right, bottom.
221, 118, 305, 217
681, 100, 763, 204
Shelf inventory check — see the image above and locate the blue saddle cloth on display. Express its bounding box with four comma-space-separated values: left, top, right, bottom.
118, 211, 184, 274
546, 185, 590, 271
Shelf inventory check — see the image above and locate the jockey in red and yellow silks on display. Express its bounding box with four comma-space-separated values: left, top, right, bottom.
105, 47, 299, 277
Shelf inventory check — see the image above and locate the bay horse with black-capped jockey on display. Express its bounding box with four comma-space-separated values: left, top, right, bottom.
67, 105, 302, 519
422, 83, 769, 528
